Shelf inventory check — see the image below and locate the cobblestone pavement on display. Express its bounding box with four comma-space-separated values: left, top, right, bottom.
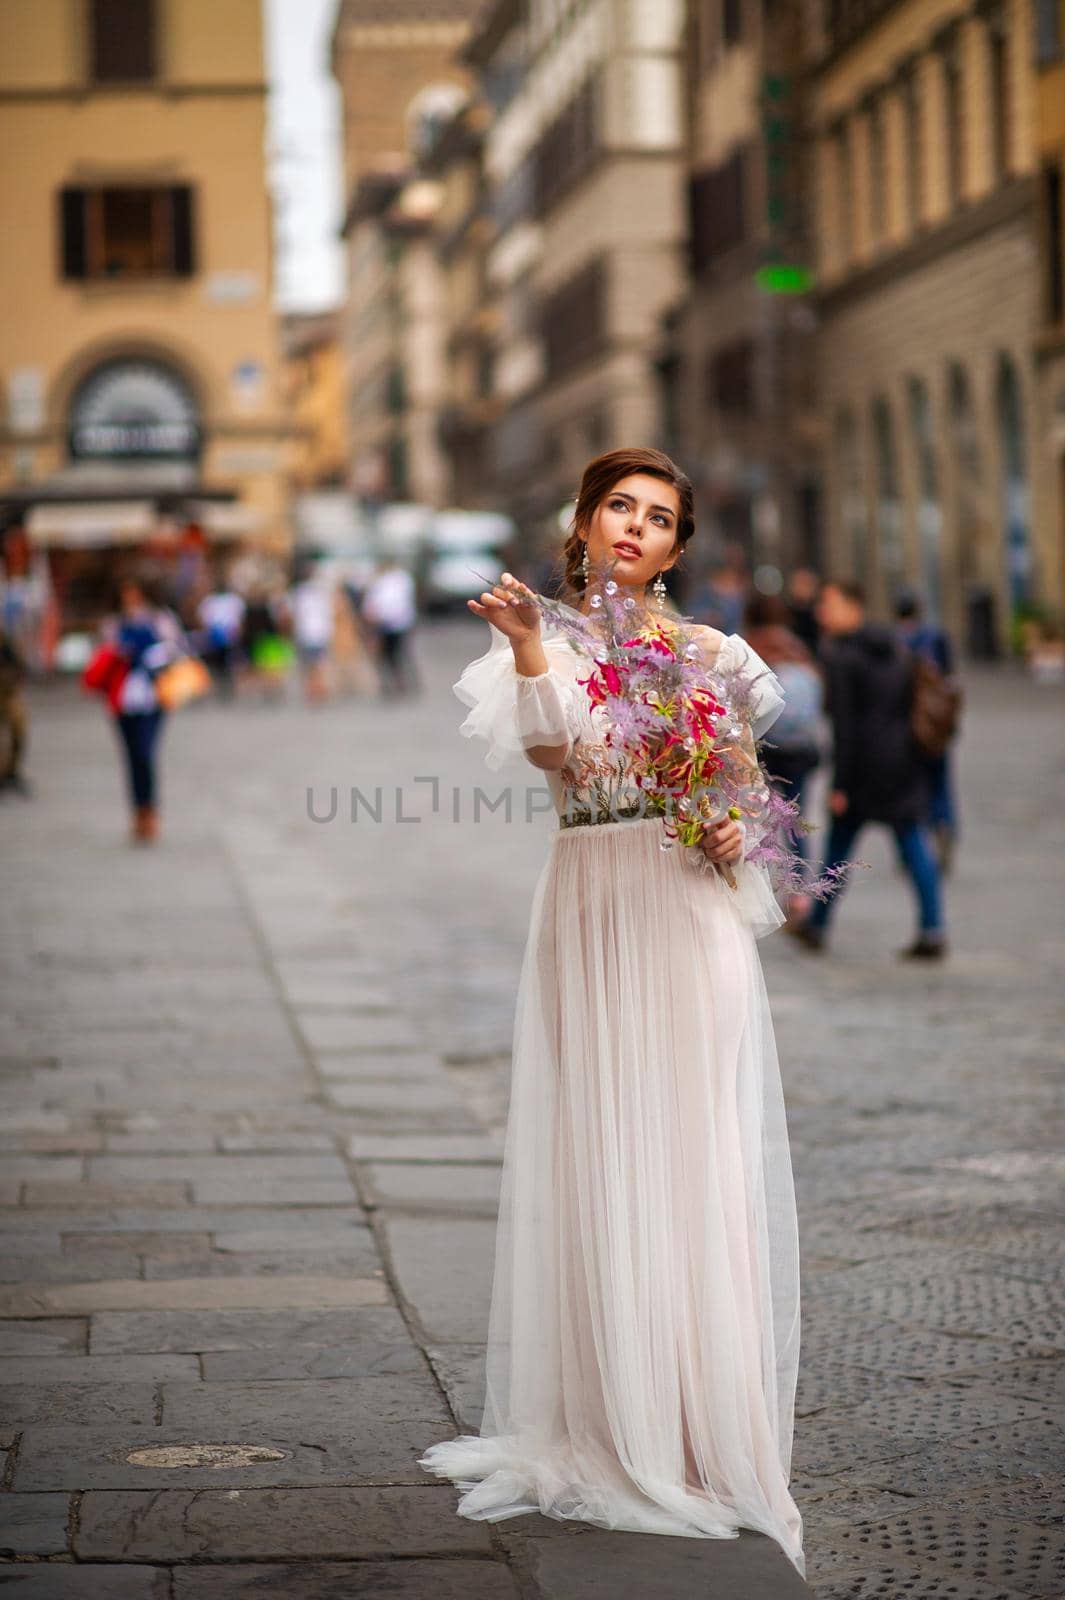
1, 618, 1063, 1600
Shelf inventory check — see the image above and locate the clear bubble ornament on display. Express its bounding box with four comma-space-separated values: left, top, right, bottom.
623, 596, 636, 611
589, 594, 603, 609
605, 580, 618, 595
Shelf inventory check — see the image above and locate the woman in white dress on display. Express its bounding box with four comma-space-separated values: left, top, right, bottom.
419, 449, 805, 1578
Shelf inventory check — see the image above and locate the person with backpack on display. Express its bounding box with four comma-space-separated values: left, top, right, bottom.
894, 590, 961, 873
742, 595, 824, 916
84, 574, 190, 844
791, 579, 947, 960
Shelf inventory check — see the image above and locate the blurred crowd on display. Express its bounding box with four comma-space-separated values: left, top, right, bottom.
0, 555, 422, 844
0, 550, 1033, 967
682, 563, 960, 961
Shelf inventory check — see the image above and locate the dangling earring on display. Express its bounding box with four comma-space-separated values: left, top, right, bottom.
580, 543, 590, 583
652, 570, 667, 605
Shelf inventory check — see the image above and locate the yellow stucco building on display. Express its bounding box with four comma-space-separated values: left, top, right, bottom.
0, 0, 290, 643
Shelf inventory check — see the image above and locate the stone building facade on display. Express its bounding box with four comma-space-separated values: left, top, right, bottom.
808, 0, 1055, 650
0, 0, 290, 639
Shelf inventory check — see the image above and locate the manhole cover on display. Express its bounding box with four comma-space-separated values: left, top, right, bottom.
126, 1444, 286, 1468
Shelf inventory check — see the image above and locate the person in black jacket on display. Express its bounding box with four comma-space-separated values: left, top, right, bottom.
792, 579, 946, 959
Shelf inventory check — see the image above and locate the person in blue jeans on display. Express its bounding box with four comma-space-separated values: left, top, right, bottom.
894, 589, 958, 874
792, 579, 946, 960
102, 576, 186, 843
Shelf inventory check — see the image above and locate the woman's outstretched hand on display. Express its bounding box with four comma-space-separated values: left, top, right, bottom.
468, 574, 541, 647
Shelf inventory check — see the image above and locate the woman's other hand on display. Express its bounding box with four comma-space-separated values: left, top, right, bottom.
701, 816, 745, 865
468, 574, 541, 646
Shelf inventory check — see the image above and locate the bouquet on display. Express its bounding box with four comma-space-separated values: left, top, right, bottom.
501, 557, 851, 903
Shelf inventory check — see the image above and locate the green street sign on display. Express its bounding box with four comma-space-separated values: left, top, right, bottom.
755, 263, 814, 294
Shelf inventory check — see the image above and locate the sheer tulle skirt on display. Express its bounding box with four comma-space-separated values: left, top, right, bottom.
419, 816, 804, 1577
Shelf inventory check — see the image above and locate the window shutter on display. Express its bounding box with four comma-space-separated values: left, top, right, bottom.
170, 187, 196, 276
91, 0, 156, 82
59, 187, 88, 279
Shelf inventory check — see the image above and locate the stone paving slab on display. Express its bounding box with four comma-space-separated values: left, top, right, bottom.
0, 1320, 86, 1357
346, 1133, 503, 1162
89, 1306, 400, 1355
169, 1560, 522, 1599
381, 1216, 498, 1343
75, 1485, 493, 1560
12, 1422, 437, 1490
364, 1160, 502, 1213
0, 1356, 199, 1385
0, 1275, 388, 1317
159, 1375, 450, 1431
0, 1566, 170, 1598
199, 1337, 424, 1383
0, 1491, 71, 1554
0, 1383, 157, 1430
515, 1527, 810, 1599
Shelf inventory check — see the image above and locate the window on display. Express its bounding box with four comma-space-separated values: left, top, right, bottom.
941, 30, 963, 204
833, 121, 853, 262
902, 65, 921, 228
871, 396, 904, 588
1042, 163, 1064, 325
707, 339, 755, 413
834, 407, 869, 589
868, 97, 886, 244
689, 148, 747, 275
988, 9, 1010, 181
722, 0, 743, 48
90, 0, 156, 83
59, 185, 196, 280
534, 75, 600, 216
995, 354, 1032, 615
907, 376, 943, 617
1035, 0, 1062, 65
539, 257, 607, 380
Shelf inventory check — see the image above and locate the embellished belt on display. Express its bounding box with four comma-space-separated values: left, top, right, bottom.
558, 802, 646, 830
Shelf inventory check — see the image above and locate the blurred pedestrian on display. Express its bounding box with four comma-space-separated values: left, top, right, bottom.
699, 560, 748, 636
88, 575, 188, 844
196, 573, 246, 700
787, 567, 821, 654
0, 625, 30, 797
362, 558, 419, 697
332, 583, 378, 697
894, 590, 959, 873
743, 595, 823, 917
792, 579, 946, 960
241, 583, 292, 704
289, 566, 334, 703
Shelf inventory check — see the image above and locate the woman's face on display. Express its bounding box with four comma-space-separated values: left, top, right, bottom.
582, 473, 681, 595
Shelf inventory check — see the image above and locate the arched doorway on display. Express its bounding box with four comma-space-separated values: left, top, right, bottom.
906, 376, 942, 618
994, 353, 1032, 625
871, 395, 904, 598
67, 357, 200, 464
834, 406, 869, 590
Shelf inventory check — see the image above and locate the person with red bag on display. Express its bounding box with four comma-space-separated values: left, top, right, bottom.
82, 574, 189, 843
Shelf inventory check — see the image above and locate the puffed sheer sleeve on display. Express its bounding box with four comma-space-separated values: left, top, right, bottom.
724, 634, 786, 741
453, 623, 580, 772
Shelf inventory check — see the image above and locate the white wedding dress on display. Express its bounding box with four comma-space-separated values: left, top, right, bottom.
418, 618, 805, 1579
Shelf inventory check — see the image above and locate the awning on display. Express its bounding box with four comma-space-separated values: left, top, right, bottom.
186, 499, 263, 538
27, 501, 157, 548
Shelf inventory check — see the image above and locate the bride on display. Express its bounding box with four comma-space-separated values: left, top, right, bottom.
418, 448, 805, 1578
